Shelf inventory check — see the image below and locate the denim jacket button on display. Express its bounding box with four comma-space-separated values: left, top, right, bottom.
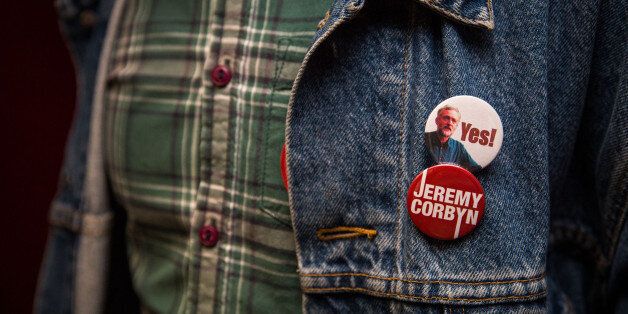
280, 144, 289, 191
199, 226, 219, 247
424, 95, 503, 172
210, 65, 232, 87
407, 164, 485, 240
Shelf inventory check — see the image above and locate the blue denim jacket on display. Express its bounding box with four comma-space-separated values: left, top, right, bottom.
35, 0, 138, 313
37, 0, 627, 312
287, 0, 626, 312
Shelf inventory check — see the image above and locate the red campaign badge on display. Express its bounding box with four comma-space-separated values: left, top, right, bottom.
407, 164, 485, 240
280, 144, 288, 191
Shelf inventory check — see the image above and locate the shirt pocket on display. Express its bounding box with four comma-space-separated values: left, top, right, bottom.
257, 36, 313, 226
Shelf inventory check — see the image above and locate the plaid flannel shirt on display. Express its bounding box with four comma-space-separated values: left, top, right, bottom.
103, 0, 328, 312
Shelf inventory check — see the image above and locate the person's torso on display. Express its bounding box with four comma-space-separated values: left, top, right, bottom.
103, 0, 329, 312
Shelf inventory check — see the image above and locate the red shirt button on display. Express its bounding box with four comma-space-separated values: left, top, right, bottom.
281, 144, 288, 191
210, 65, 232, 87
407, 164, 485, 240
199, 226, 219, 247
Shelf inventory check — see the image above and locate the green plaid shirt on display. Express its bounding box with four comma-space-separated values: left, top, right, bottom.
103, 0, 328, 312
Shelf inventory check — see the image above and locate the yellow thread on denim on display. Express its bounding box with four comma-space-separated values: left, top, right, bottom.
302, 272, 546, 285
316, 226, 377, 241
303, 287, 546, 302
317, 10, 331, 30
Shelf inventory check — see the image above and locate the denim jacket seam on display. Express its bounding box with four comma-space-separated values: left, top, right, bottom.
550, 221, 609, 270
603, 142, 628, 265
287, 0, 363, 282
393, 0, 414, 290
302, 287, 546, 302
608, 189, 628, 259
301, 272, 546, 285
413, 0, 495, 30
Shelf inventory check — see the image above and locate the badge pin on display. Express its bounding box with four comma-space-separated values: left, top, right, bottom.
407, 164, 485, 240
424, 95, 503, 172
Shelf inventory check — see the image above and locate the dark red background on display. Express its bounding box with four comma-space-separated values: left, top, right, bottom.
0, 1, 76, 312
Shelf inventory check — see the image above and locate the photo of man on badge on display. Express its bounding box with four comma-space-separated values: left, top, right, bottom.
425, 105, 481, 173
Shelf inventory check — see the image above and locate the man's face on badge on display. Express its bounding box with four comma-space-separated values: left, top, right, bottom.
435, 109, 460, 139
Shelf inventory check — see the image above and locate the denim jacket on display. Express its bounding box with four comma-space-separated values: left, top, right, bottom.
36, 0, 627, 312
35, 0, 134, 312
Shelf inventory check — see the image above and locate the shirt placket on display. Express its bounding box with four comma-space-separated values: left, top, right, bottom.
191, 0, 244, 312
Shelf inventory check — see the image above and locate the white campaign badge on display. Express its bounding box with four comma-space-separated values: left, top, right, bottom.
424, 95, 503, 172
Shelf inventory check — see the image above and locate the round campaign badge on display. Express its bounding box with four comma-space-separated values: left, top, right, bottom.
280, 144, 288, 191
407, 164, 485, 240
424, 95, 502, 172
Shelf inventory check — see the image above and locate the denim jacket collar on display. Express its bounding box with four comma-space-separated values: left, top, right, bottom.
331, 0, 494, 30
329, 0, 495, 30
415, 0, 494, 30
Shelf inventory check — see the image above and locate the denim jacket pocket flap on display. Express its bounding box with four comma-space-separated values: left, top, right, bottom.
413, 0, 494, 30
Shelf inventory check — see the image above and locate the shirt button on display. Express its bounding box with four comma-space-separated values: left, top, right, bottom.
210, 65, 232, 87
199, 226, 219, 247
407, 164, 485, 240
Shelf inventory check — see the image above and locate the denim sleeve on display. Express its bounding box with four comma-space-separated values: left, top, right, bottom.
34, 0, 125, 312
546, 0, 627, 311
606, 65, 628, 311
286, 0, 624, 312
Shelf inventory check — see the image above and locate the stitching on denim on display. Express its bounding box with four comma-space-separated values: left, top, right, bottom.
420, 0, 493, 24
303, 287, 546, 302
609, 189, 628, 259
602, 104, 628, 262
589, 71, 628, 297
413, 0, 494, 30
317, 226, 377, 240
550, 222, 609, 269
393, 0, 415, 297
286, 7, 357, 280
302, 272, 545, 285
317, 10, 331, 30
